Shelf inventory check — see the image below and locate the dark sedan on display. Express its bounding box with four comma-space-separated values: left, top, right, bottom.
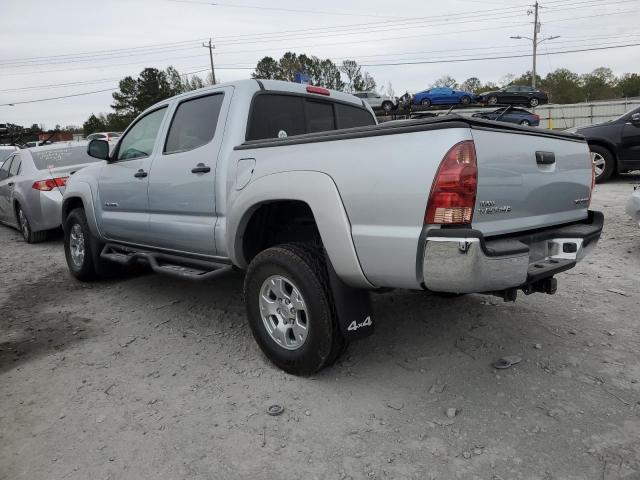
569, 106, 640, 183
472, 107, 540, 126
478, 85, 548, 108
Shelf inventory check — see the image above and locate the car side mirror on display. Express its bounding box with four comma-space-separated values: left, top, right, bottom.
631, 113, 640, 126
87, 139, 110, 160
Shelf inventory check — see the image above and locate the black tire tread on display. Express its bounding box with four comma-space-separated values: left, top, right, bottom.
244, 243, 347, 374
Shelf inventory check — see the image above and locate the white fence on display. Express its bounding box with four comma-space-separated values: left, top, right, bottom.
534, 99, 640, 130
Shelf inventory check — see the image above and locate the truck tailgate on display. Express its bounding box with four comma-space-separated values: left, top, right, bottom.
471, 127, 592, 236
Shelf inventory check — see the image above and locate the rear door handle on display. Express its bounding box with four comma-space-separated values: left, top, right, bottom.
536, 151, 555, 165
134, 169, 148, 178
191, 163, 211, 174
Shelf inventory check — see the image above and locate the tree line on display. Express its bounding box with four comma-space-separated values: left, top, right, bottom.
83, 57, 640, 135
433, 67, 640, 104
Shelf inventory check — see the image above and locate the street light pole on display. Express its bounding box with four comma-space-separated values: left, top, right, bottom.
510, 2, 559, 89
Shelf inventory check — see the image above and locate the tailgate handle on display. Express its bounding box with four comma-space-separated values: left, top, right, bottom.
536, 151, 555, 165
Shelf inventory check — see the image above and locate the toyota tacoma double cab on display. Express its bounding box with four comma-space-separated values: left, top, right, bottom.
62, 79, 603, 375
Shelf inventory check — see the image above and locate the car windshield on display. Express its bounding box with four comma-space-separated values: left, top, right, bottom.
31, 145, 102, 170
613, 106, 640, 122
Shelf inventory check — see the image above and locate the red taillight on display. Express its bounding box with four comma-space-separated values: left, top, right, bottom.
533, 114, 540, 120
32, 176, 68, 191
425, 140, 478, 225
306, 85, 330, 96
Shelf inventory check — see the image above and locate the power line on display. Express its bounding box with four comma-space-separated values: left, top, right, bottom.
0, 88, 117, 107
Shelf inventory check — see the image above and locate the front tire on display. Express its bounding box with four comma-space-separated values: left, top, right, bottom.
421, 98, 432, 107
460, 95, 471, 105
487, 96, 498, 105
64, 208, 117, 281
16, 205, 47, 243
529, 98, 540, 107
590, 145, 615, 184
381, 101, 393, 113
244, 244, 346, 375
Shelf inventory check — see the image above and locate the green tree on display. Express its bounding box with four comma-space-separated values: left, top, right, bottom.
581, 67, 618, 101
83, 113, 106, 135
618, 73, 640, 98
542, 68, 582, 104
340, 59, 375, 92
253, 56, 280, 80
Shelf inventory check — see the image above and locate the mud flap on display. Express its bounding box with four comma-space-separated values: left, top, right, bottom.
325, 252, 374, 341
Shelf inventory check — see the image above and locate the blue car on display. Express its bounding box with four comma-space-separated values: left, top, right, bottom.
471, 107, 540, 127
412, 87, 476, 107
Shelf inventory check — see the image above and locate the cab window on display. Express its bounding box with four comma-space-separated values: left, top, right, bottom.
8, 154, 21, 176
0, 156, 14, 180
117, 107, 167, 161
164, 93, 224, 154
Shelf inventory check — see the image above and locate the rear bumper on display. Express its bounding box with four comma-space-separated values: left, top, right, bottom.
422, 210, 603, 294
29, 190, 63, 231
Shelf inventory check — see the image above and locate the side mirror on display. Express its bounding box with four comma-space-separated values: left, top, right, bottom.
631, 112, 640, 126
87, 139, 110, 160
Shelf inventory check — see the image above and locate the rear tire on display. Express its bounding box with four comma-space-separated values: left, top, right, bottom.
16, 205, 47, 244
244, 243, 347, 375
460, 95, 471, 105
520, 119, 531, 126
590, 145, 615, 184
381, 101, 393, 113
63, 208, 118, 281
487, 96, 498, 105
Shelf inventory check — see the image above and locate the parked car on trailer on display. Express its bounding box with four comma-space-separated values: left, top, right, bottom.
566, 106, 640, 183
63, 79, 601, 375
353, 91, 398, 113
478, 85, 548, 108
412, 87, 476, 107
0, 142, 102, 243
472, 107, 540, 126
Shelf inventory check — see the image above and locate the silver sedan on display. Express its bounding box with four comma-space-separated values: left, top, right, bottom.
0, 143, 102, 243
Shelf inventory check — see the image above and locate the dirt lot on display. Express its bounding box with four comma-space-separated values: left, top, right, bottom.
1, 177, 639, 480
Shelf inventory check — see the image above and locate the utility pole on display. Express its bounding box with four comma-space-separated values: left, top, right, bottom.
202, 38, 216, 85
532, 1, 539, 89
510, 2, 559, 89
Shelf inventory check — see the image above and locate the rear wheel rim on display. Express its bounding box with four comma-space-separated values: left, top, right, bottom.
461, 96, 470, 104
591, 152, 606, 178
259, 275, 309, 351
18, 209, 29, 240
69, 223, 85, 267
521, 120, 530, 126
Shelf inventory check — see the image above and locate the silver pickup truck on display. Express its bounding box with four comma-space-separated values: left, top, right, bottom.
62, 79, 603, 375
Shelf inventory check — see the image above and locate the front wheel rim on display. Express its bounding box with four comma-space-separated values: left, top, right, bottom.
259, 275, 309, 351
591, 152, 606, 178
488, 97, 497, 105
69, 223, 86, 267
530, 99, 539, 106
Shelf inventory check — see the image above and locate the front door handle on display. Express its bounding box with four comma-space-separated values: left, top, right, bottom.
191, 163, 211, 174
134, 169, 148, 178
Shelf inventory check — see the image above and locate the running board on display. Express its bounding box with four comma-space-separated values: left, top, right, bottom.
100, 245, 233, 281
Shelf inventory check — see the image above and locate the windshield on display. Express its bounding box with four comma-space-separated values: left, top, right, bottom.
614, 105, 640, 122
31, 145, 102, 170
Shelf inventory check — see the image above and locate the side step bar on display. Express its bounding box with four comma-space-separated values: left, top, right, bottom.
100, 245, 233, 281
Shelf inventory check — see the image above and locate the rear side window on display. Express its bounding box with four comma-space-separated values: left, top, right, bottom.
335, 104, 376, 129
165, 93, 224, 154
306, 101, 335, 133
247, 94, 374, 141
8, 155, 21, 176
32, 145, 101, 170
248, 95, 306, 140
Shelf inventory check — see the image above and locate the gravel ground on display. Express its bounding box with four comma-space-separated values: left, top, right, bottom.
1, 176, 639, 480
